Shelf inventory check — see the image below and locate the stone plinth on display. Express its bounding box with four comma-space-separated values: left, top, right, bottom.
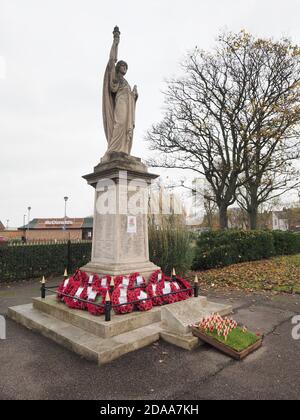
81, 153, 160, 279
161, 297, 233, 335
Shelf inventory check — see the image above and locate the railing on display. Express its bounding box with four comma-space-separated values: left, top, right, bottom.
41, 275, 200, 322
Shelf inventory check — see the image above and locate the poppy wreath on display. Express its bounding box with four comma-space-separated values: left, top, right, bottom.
146, 282, 164, 306
85, 273, 99, 287
112, 286, 135, 314
56, 276, 75, 301
86, 288, 107, 316
169, 279, 187, 302
73, 269, 89, 286
175, 276, 193, 300
149, 270, 165, 284
64, 282, 87, 310
114, 275, 134, 289
90, 274, 111, 292
160, 277, 180, 304
133, 288, 153, 311
130, 272, 146, 289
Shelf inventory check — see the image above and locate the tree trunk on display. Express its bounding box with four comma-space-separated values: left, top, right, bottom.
219, 205, 229, 230
249, 209, 258, 230
248, 187, 259, 230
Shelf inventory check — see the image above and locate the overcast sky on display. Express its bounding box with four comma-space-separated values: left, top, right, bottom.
1, 0, 300, 228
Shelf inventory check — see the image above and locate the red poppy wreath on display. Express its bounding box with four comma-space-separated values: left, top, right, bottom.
149, 270, 164, 284
146, 282, 164, 306
114, 275, 134, 289
130, 272, 147, 289
73, 269, 89, 286
160, 277, 179, 304
56, 275, 76, 302
112, 286, 135, 314
64, 282, 87, 310
133, 288, 153, 311
86, 287, 107, 316
175, 276, 193, 300
89, 274, 111, 292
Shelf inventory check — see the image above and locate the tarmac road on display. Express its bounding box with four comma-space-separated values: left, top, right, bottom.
0, 278, 300, 400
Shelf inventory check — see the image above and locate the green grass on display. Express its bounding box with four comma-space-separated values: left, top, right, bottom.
287, 254, 300, 267
204, 327, 260, 352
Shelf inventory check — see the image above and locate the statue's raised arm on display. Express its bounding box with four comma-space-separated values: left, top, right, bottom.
102, 26, 137, 160
109, 26, 120, 64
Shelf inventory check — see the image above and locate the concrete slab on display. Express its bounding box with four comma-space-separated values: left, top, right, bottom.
8, 304, 162, 365
8, 294, 233, 362
33, 295, 161, 338
160, 331, 201, 351
161, 296, 232, 335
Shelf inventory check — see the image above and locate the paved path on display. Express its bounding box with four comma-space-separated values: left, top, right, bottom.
0, 279, 300, 400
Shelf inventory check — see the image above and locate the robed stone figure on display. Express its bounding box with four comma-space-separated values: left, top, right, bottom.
102, 27, 138, 158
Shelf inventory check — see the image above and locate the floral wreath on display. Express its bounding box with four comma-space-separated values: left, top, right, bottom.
73, 269, 89, 286
86, 287, 108, 316
160, 276, 180, 304
175, 276, 193, 300
114, 275, 134, 289
90, 274, 111, 292
130, 272, 147, 289
64, 282, 87, 310
146, 282, 164, 306
56, 276, 76, 301
111, 285, 135, 314
149, 270, 165, 284
133, 288, 153, 311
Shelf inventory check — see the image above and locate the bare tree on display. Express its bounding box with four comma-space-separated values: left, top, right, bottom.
238, 159, 300, 229
146, 31, 300, 230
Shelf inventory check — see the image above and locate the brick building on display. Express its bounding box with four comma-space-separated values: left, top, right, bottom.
18, 217, 93, 241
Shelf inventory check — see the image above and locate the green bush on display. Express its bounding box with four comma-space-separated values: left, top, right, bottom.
193, 230, 276, 270
0, 241, 92, 283
149, 221, 194, 276
272, 231, 300, 255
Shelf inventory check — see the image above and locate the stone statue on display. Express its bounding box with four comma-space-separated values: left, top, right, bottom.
102, 26, 138, 158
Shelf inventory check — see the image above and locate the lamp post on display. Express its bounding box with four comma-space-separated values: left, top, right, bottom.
27, 207, 31, 231
6, 220, 9, 229
27, 207, 31, 242
63, 197, 69, 231
23, 214, 26, 243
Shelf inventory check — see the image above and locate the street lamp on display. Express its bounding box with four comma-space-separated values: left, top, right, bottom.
27, 207, 31, 232
63, 197, 69, 231
6, 219, 9, 229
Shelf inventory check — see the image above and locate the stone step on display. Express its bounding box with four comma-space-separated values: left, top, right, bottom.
33, 295, 162, 338
8, 304, 162, 365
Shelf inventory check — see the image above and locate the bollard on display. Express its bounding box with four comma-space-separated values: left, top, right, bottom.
194, 275, 199, 298
41, 276, 46, 299
171, 268, 176, 282
110, 277, 115, 295
64, 268, 68, 280
105, 291, 112, 322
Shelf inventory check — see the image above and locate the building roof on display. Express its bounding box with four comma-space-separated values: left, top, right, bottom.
82, 217, 93, 229
18, 217, 94, 230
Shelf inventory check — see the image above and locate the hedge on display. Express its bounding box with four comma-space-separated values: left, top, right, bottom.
193, 230, 300, 270
0, 241, 92, 283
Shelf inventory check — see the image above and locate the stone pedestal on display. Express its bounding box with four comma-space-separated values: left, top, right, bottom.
81, 152, 160, 279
